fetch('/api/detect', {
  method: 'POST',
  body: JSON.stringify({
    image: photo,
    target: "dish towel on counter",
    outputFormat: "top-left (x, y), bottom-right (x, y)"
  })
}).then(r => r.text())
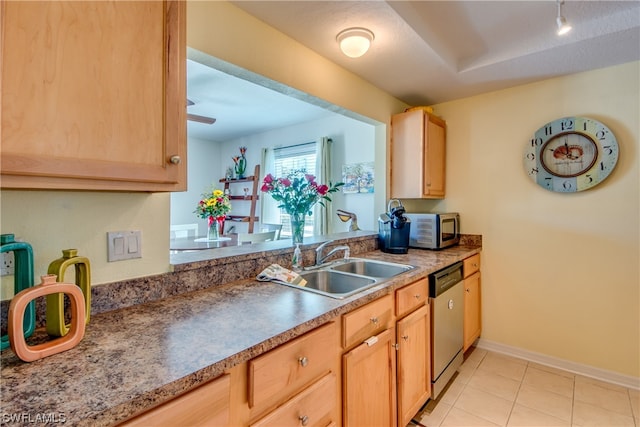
top-left (257, 264), bottom-right (308, 287)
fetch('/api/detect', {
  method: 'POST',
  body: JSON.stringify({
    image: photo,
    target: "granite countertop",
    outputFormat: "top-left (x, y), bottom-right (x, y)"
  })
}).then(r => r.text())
top-left (0, 245), bottom-right (480, 427)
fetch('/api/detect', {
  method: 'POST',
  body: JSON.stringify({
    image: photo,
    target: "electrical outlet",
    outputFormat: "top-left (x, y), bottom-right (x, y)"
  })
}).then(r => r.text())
top-left (1, 252), bottom-right (15, 276)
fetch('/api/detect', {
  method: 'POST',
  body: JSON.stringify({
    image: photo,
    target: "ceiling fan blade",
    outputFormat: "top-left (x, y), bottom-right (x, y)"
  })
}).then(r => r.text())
top-left (187, 113), bottom-right (216, 125)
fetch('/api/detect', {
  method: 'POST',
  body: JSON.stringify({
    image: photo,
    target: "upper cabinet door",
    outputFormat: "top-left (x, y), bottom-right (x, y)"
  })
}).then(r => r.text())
top-left (390, 110), bottom-right (446, 199)
top-left (423, 113), bottom-right (446, 198)
top-left (1, 1), bottom-right (186, 191)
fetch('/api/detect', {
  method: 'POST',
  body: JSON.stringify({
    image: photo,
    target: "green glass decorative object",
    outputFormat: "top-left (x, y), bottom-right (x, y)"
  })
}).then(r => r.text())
top-left (0, 234), bottom-right (35, 350)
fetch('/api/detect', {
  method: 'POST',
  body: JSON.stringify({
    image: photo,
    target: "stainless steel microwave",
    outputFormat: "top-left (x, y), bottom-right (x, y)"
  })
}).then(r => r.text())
top-left (404, 213), bottom-right (460, 249)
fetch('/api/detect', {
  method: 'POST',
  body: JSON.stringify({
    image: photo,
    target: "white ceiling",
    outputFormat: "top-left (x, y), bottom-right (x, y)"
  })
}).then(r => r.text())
top-left (187, 59), bottom-right (336, 141)
top-left (187, 0), bottom-right (640, 142)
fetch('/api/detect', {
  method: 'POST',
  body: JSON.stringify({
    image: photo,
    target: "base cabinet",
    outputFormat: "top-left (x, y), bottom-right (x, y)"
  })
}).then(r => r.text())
top-left (463, 254), bottom-right (482, 351)
top-left (396, 304), bottom-right (431, 427)
top-left (119, 262), bottom-right (475, 427)
top-left (343, 327), bottom-right (397, 427)
top-left (250, 373), bottom-right (337, 427)
top-left (247, 321), bottom-right (341, 426)
top-left (120, 374), bottom-right (230, 426)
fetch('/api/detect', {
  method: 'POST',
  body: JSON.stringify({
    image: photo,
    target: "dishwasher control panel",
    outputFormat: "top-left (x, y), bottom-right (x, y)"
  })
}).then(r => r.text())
top-left (429, 261), bottom-right (463, 297)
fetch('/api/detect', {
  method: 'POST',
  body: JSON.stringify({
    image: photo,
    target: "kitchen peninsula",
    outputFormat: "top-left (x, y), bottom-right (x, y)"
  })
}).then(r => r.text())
top-left (0, 232), bottom-right (481, 426)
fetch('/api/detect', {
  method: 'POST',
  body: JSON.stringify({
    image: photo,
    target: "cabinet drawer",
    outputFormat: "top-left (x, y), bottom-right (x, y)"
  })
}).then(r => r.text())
top-left (250, 372), bottom-right (336, 427)
top-left (343, 294), bottom-right (393, 349)
top-left (249, 322), bottom-right (338, 408)
top-left (121, 374), bottom-right (230, 426)
top-left (396, 278), bottom-right (428, 318)
top-left (463, 254), bottom-right (480, 278)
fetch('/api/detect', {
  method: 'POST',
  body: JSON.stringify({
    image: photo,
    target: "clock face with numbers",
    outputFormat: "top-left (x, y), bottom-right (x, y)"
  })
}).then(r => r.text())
top-left (524, 117), bottom-right (619, 193)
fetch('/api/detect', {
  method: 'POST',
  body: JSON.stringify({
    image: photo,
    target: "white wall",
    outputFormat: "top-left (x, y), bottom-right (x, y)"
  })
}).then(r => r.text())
top-left (170, 136), bottom-right (222, 236)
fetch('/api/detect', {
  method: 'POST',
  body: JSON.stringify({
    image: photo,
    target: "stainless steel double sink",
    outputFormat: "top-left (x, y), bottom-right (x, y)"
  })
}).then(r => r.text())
top-left (276, 258), bottom-right (415, 299)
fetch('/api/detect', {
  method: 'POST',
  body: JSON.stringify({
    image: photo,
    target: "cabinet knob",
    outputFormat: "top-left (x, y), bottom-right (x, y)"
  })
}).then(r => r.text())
top-left (169, 155), bottom-right (181, 164)
top-left (370, 316), bottom-right (379, 325)
top-left (414, 294), bottom-right (421, 299)
top-left (298, 356), bottom-right (308, 367)
top-left (299, 415), bottom-right (309, 426)
top-left (466, 288), bottom-right (470, 293)
top-left (402, 335), bottom-right (409, 341)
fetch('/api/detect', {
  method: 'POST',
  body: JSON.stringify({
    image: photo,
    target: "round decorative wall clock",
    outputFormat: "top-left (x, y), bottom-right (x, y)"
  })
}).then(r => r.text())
top-left (524, 116), bottom-right (619, 193)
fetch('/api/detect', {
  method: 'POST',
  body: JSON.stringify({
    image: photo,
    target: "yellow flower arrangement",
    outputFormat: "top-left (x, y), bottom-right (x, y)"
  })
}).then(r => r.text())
top-left (194, 189), bottom-right (231, 221)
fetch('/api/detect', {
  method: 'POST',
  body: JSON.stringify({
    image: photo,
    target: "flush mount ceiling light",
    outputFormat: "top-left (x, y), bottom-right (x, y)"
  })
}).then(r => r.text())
top-left (336, 27), bottom-right (375, 58)
top-left (556, 0), bottom-right (572, 35)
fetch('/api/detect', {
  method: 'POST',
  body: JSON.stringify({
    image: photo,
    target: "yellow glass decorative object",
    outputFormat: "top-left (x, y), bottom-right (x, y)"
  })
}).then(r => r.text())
top-left (46, 249), bottom-right (91, 337)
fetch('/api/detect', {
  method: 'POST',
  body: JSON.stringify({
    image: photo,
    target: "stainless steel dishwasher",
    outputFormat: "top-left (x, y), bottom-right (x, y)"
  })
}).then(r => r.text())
top-left (429, 261), bottom-right (464, 399)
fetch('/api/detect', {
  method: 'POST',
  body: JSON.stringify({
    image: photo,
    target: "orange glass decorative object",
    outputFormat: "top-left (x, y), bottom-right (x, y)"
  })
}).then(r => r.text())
top-left (8, 275), bottom-right (86, 362)
top-left (46, 249), bottom-right (91, 337)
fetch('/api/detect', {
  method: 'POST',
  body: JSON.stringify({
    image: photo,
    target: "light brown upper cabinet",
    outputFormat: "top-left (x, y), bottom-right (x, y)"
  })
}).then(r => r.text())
top-left (391, 110), bottom-right (446, 199)
top-left (1, 1), bottom-right (186, 191)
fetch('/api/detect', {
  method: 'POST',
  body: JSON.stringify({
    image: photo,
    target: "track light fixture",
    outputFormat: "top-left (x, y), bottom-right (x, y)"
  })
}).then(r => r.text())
top-left (337, 27), bottom-right (375, 58)
top-left (556, 0), bottom-right (572, 35)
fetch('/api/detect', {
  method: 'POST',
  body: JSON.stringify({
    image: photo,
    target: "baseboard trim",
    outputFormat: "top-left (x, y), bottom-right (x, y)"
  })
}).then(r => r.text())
top-left (476, 338), bottom-right (640, 390)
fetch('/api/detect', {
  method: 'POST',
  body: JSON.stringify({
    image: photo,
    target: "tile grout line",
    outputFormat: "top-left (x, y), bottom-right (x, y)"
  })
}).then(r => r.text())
top-left (504, 360), bottom-right (529, 427)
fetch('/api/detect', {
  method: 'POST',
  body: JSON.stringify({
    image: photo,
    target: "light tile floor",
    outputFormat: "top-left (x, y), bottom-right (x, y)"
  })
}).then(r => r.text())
top-left (409, 348), bottom-right (640, 427)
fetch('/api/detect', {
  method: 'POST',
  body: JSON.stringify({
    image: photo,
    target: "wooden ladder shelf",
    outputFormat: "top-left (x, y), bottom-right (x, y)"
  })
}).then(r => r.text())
top-left (220, 164), bottom-right (260, 233)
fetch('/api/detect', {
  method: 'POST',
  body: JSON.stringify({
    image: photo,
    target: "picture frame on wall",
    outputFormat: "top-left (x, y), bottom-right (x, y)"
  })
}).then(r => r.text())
top-left (342, 162), bottom-right (374, 194)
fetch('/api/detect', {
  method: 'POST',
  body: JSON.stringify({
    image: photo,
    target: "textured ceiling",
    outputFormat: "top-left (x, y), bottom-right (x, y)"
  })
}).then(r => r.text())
top-left (188, 1), bottom-right (640, 141)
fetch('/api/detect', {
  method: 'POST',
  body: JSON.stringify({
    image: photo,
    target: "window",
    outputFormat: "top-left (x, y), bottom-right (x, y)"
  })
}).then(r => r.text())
top-left (271, 142), bottom-right (317, 238)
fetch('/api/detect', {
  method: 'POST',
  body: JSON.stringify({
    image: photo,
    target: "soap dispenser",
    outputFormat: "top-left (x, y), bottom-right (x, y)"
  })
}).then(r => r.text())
top-left (0, 234), bottom-right (35, 350)
top-left (292, 243), bottom-right (303, 272)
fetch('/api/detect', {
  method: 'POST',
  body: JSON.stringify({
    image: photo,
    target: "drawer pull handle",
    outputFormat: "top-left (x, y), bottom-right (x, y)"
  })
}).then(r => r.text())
top-left (370, 317), bottom-right (379, 324)
top-left (472, 263), bottom-right (478, 267)
top-left (298, 356), bottom-right (308, 367)
top-left (299, 415), bottom-right (309, 426)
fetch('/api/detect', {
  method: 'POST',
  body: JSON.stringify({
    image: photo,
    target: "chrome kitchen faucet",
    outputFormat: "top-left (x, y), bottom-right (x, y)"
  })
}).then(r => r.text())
top-left (315, 241), bottom-right (350, 266)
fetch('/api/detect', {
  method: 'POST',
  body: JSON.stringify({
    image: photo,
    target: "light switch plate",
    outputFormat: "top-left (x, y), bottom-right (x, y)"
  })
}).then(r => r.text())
top-left (107, 231), bottom-right (142, 262)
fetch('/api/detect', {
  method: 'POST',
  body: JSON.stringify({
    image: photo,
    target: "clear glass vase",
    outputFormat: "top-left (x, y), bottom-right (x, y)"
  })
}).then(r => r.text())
top-left (207, 216), bottom-right (220, 241)
top-left (290, 212), bottom-right (305, 244)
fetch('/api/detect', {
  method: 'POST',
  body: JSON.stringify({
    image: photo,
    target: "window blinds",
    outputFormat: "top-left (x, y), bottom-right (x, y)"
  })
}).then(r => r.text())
top-left (273, 142), bottom-right (316, 176)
